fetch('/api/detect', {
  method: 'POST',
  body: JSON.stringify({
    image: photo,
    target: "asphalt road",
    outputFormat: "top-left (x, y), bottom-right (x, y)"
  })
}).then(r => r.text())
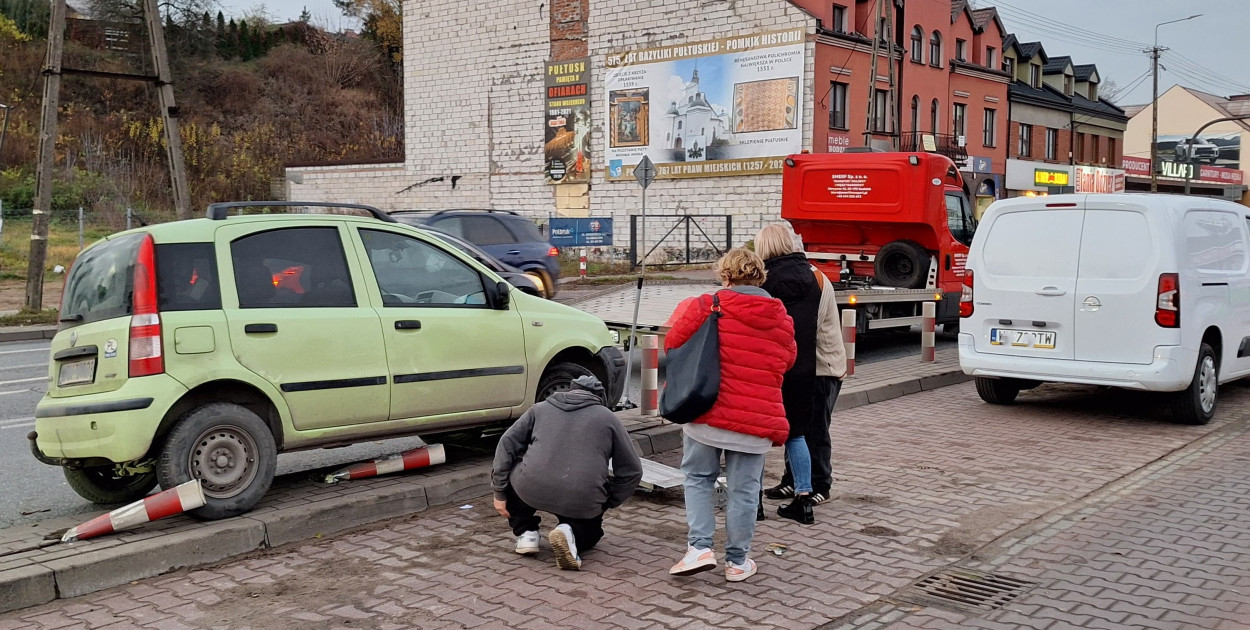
top-left (0, 327), bottom-right (955, 530)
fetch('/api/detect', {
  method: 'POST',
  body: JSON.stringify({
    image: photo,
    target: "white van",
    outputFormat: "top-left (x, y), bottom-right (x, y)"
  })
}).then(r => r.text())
top-left (959, 193), bottom-right (1250, 425)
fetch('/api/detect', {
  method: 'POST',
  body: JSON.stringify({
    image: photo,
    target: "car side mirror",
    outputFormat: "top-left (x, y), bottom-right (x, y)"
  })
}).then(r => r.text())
top-left (492, 280), bottom-right (511, 310)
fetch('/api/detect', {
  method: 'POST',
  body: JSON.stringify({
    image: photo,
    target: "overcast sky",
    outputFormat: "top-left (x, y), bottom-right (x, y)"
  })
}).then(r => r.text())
top-left (968, 0), bottom-right (1249, 105)
top-left (225, 0), bottom-right (1247, 106)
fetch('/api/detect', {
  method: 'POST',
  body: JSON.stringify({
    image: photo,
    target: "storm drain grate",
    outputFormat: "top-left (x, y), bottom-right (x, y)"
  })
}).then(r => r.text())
top-left (894, 568), bottom-right (1037, 613)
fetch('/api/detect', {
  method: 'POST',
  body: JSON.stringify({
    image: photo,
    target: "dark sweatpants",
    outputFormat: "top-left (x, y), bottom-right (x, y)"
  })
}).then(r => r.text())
top-left (505, 485), bottom-right (604, 552)
top-left (780, 376), bottom-right (842, 495)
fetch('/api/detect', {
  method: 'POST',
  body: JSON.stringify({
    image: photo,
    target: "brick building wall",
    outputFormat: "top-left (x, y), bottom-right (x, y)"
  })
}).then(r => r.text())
top-left (285, 163), bottom-right (408, 210)
top-left (1008, 120), bottom-right (1070, 164)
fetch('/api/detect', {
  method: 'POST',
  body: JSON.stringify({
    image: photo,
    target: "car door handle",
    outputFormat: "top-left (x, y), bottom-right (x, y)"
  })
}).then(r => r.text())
top-left (244, 323), bottom-right (278, 334)
top-left (1036, 287), bottom-right (1067, 297)
top-left (395, 320), bottom-right (422, 330)
top-left (506, 250), bottom-right (521, 256)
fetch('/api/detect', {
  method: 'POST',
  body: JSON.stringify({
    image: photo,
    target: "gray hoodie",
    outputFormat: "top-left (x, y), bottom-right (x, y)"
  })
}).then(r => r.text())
top-left (491, 390), bottom-right (643, 519)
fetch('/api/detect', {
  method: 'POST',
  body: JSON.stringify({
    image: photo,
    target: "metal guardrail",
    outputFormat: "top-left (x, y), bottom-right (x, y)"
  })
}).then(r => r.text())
top-left (629, 214), bottom-right (732, 268)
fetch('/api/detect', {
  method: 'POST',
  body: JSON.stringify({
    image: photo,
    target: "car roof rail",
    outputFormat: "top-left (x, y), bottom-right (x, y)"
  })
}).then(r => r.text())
top-left (427, 208), bottom-right (520, 219)
top-left (205, 201), bottom-right (397, 223)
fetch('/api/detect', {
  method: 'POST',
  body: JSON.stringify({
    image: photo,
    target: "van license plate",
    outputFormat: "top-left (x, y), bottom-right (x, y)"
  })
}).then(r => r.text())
top-left (58, 358), bottom-right (96, 386)
top-left (990, 328), bottom-right (1056, 349)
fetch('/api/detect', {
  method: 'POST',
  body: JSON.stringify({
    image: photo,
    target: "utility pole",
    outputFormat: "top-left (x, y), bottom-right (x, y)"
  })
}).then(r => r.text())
top-left (862, 0), bottom-right (884, 145)
top-left (142, 0), bottom-right (192, 220)
top-left (884, 0), bottom-right (897, 147)
top-left (1149, 14), bottom-right (1202, 193)
top-left (26, 0), bottom-right (67, 311)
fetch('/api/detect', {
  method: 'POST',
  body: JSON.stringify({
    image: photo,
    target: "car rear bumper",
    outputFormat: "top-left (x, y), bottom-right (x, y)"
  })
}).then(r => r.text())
top-left (597, 345), bottom-right (627, 407)
top-left (958, 333), bottom-right (1196, 391)
top-left (33, 374), bottom-right (188, 463)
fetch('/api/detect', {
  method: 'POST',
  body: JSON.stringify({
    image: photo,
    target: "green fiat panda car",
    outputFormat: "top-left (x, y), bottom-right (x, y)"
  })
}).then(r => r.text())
top-left (30, 202), bottom-right (625, 519)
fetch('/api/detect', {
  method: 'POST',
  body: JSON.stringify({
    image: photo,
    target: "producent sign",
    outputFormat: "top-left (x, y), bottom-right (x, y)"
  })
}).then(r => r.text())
top-left (1034, 169), bottom-right (1070, 186)
top-left (548, 218), bottom-right (614, 247)
top-left (603, 28), bottom-right (806, 180)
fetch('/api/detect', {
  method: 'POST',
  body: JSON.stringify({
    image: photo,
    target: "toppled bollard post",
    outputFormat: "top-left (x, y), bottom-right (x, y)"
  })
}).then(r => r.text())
top-left (324, 444), bottom-right (447, 484)
top-left (62, 479), bottom-right (205, 543)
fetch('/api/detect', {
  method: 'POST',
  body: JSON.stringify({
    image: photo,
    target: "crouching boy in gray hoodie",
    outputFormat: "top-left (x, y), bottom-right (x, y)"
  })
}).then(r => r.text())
top-left (491, 375), bottom-right (643, 570)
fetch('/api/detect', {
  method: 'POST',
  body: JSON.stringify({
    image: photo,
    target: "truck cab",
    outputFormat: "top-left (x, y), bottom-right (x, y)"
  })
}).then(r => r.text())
top-left (781, 152), bottom-right (976, 324)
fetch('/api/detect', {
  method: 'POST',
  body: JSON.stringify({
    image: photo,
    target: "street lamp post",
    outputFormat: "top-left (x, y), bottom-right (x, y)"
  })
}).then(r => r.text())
top-left (1150, 14), bottom-right (1202, 192)
top-left (1182, 115), bottom-right (1250, 195)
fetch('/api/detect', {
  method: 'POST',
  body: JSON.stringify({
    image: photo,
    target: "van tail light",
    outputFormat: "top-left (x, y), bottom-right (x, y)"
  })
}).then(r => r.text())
top-left (1155, 273), bottom-right (1179, 328)
top-left (129, 234), bottom-right (164, 377)
top-left (959, 271), bottom-right (974, 318)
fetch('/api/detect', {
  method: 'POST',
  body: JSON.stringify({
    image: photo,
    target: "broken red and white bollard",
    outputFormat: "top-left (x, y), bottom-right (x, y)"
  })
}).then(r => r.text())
top-left (61, 479), bottom-right (206, 543)
top-left (325, 444), bottom-right (447, 483)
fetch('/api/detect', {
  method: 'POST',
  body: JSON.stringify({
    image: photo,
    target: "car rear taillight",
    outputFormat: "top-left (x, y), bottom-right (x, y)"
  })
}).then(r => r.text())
top-left (129, 234), bottom-right (164, 377)
top-left (1156, 273), bottom-right (1179, 328)
top-left (959, 270), bottom-right (974, 318)
top-left (548, 246), bottom-right (559, 257)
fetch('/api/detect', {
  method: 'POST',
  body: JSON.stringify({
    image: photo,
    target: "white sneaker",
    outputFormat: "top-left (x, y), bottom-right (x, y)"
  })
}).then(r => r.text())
top-left (725, 557), bottom-right (757, 582)
top-left (548, 524), bottom-right (581, 570)
top-left (669, 546), bottom-right (717, 576)
top-left (515, 530), bottom-right (540, 555)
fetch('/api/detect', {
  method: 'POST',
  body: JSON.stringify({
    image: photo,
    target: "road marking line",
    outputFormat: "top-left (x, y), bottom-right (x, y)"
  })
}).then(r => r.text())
top-left (0, 422), bottom-right (35, 430)
top-left (0, 363), bottom-right (45, 372)
top-left (0, 390), bottom-right (35, 397)
top-left (0, 417), bottom-right (35, 427)
top-left (0, 377), bottom-right (47, 386)
top-left (0, 348), bottom-right (49, 355)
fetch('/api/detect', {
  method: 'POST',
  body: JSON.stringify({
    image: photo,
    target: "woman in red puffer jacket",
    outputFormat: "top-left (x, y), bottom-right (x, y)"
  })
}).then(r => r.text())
top-left (666, 248), bottom-right (796, 584)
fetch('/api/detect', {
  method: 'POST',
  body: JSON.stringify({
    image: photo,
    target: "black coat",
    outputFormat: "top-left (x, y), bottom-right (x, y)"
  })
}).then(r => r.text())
top-left (762, 252), bottom-right (820, 439)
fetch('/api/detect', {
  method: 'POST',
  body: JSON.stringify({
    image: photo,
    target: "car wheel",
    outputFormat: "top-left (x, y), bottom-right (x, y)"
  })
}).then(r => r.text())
top-left (157, 403), bottom-right (277, 520)
top-left (537, 361), bottom-right (597, 403)
top-left (63, 467), bottom-right (157, 504)
top-left (539, 270), bottom-right (557, 299)
top-left (1171, 343), bottom-right (1217, 426)
top-left (874, 240), bottom-right (930, 289)
top-left (975, 377), bottom-right (1021, 405)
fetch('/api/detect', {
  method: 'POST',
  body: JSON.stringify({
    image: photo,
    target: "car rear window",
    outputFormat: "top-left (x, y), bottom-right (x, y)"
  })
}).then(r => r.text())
top-left (459, 216), bottom-right (517, 245)
top-left (59, 232), bottom-right (144, 328)
top-left (157, 243), bottom-right (222, 311)
top-left (502, 216), bottom-right (545, 242)
top-left (1078, 210), bottom-right (1153, 280)
top-left (230, 227), bottom-right (356, 308)
top-left (981, 210), bottom-right (1083, 278)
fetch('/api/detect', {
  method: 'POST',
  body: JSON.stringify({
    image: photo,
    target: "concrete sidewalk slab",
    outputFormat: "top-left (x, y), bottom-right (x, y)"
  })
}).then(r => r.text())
top-left (0, 348), bottom-right (968, 613)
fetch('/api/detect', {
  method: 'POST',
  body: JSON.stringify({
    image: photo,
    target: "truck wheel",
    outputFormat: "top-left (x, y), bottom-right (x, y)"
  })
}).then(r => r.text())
top-left (874, 240), bottom-right (930, 289)
top-left (538, 361), bottom-right (596, 403)
top-left (157, 403), bottom-right (277, 520)
top-left (975, 377), bottom-right (1021, 405)
top-left (64, 467), bottom-right (157, 504)
top-left (1171, 343), bottom-right (1217, 425)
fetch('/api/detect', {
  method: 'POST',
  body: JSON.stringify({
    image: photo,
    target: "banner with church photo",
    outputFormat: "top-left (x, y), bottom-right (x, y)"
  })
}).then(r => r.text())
top-left (603, 29), bottom-right (806, 180)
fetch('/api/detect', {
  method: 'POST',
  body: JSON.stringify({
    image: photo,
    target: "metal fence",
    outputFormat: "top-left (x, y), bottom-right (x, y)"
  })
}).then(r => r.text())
top-left (629, 214), bottom-right (733, 268)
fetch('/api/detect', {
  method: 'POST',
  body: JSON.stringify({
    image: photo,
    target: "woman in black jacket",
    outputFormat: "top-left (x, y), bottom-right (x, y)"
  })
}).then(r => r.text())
top-left (754, 223), bottom-right (822, 524)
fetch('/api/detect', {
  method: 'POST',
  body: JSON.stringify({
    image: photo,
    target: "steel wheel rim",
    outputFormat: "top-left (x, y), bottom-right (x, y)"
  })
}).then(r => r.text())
top-left (189, 424), bottom-right (259, 499)
top-left (1199, 356), bottom-right (1217, 413)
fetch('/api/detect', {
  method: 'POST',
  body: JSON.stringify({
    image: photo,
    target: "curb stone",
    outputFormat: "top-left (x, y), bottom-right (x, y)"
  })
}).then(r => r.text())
top-left (0, 364), bottom-right (968, 613)
top-left (0, 325), bottom-right (57, 343)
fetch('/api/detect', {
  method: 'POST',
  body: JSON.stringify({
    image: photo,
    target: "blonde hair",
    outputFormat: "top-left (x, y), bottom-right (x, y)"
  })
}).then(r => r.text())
top-left (754, 223), bottom-right (797, 260)
top-left (717, 248), bottom-right (768, 287)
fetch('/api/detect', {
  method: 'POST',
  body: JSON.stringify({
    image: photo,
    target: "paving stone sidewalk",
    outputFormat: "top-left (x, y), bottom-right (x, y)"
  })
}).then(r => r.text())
top-left (3, 378), bottom-right (1247, 629)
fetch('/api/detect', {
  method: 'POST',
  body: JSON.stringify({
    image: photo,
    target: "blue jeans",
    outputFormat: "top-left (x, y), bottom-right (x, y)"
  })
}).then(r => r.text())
top-left (681, 435), bottom-right (765, 565)
top-left (785, 436), bottom-right (813, 495)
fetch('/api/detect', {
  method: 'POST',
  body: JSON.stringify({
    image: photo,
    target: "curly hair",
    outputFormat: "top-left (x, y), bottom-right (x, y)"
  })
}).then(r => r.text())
top-left (716, 247), bottom-right (768, 287)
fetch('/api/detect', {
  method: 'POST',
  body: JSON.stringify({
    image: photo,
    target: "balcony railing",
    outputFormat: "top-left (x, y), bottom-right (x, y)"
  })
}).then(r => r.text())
top-left (899, 131), bottom-right (969, 166)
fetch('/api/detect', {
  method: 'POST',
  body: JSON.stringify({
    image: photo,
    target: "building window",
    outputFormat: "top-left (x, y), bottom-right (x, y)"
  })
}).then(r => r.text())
top-left (910, 26), bottom-right (923, 63)
top-left (983, 108), bottom-right (996, 147)
top-left (1108, 137), bottom-right (1117, 164)
top-left (831, 4), bottom-right (847, 33)
top-left (929, 32), bottom-right (942, 67)
top-left (985, 47), bottom-right (996, 70)
top-left (1029, 64), bottom-right (1041, 88)
top-left (828, 81), bottom-right (848, 129)
top-left (1075, 132), bottom-right (1085, 163)
top-left (1018, 123), bottom-right (1032, 157)
top-left (955, 39), bottom-right (967, 62)
top-left (1003, 57), bottom-right (1015, 76)
top-left (910, 95), bottom-right (919, 132)
top-left (872, 88), bottom-right (889, 132)
top-left (953, 103), bottom-right (966, 140)
top-left (1046, 128), bottom-right (1058, 160)
top-left (930, 98), bottom-right (939, 132)
top-left (1092, 135), bottom-right (1101, 162)
top-left (1063, 75), bottom-right (1073, 95)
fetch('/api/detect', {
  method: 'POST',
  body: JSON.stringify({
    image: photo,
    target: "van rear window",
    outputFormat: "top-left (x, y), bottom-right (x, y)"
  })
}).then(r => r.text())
top-left (981, 210), bottom-right (1082, 278)
top-left (59, 233), bottom-right (144, 328)
top-left (157, 243), bottom-right (222, 311)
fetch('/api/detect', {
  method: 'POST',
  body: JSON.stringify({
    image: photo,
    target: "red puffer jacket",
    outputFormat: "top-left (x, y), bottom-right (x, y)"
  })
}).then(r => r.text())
top-left (665, 289), bottom-right (796, 445)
